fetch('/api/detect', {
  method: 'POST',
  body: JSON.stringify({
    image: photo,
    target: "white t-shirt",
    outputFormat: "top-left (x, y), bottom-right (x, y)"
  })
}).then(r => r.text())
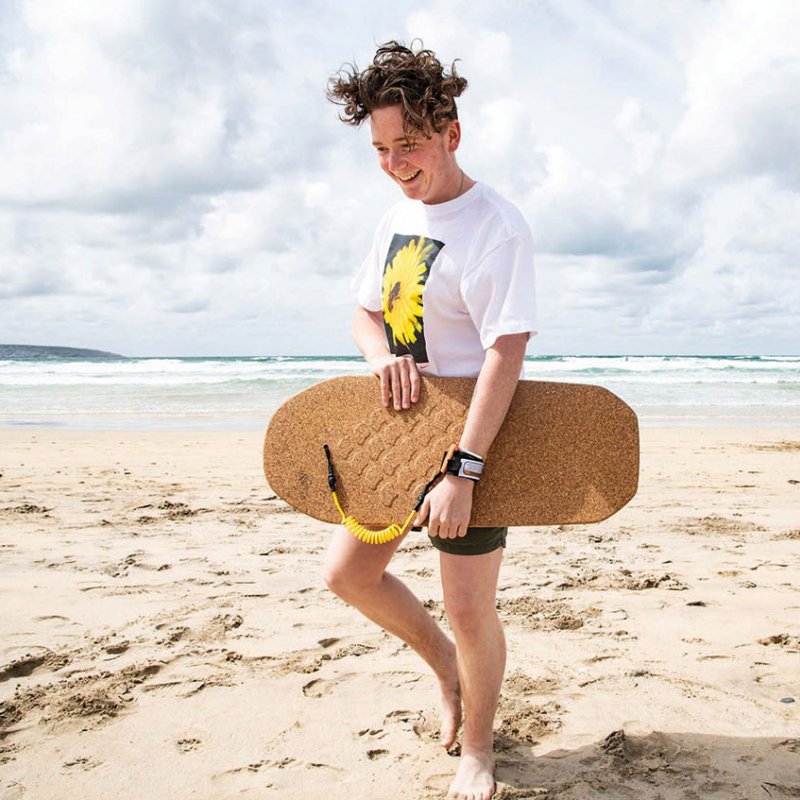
top-left (353, 181), bottom-right (538, 377)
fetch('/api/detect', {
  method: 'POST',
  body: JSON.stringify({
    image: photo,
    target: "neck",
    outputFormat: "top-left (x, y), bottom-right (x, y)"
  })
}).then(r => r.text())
top-left (425, 165), bottom-right (473, 205)
top-left (452, 167), bottom-right (475, 200)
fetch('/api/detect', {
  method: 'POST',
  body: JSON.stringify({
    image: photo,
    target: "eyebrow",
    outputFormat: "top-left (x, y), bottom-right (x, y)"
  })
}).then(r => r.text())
top-left (371, 136), bottom-right (412, 146)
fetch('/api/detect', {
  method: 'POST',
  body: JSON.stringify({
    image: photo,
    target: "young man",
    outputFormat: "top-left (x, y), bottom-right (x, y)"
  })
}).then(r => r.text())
top-left (325, 41), bottom-right (537, 800)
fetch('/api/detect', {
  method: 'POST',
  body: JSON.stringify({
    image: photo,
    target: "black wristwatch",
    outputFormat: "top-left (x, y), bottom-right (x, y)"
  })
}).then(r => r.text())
top-left (445, 448), bottom-right (485, 482)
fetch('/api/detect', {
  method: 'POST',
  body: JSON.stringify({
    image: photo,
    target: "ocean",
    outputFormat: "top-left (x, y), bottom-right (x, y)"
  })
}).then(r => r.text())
top-left (0, 355), bottom-right (798, 429)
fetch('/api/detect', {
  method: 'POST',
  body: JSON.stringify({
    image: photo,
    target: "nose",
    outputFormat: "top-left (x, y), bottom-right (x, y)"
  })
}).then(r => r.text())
top-left (387, 149), bottom-right (406, 173)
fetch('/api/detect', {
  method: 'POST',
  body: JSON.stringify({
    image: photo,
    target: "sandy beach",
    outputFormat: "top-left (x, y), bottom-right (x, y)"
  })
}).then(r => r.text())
top-left (1, 427), bottom-right (798, 799)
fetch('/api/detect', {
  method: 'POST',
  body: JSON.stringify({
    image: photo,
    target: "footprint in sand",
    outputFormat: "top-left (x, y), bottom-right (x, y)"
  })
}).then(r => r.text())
top-left (104, 641), bottom-right (129, 656)
top-left (383, 708), bottom-right (429, 740)
top-left (0, 654), bottom-right (46, 681)
top-left (497, 596), bottom-right (585, 631)
top-left (176, 738), bottom-right (202, 753)
top-left (276, 638), bottom-right (383, 677)
top-left (330, 643), bottom-right (380, 659)
top-left (156, 626), bottom-right (190, 646)
top-left (62, 756), bottom-right (101, 771)
top-left (357, 727), bottom-right (387, 740)
top-left (494, 696), bottom-right (564, 749)
top-left (371, 670), bottom-right (423, 689)
top-left (213, 755), bottom-right (343, 788)
top-left (0, 650), bottom-right (69, 682)
top-left (302, 673), bottom-right (357, 698)
top-left (504, 669), bottom-right (560, 696)
top-left (758, 633), bottom-right (800, 651)
top-left (1, 782), bottom-right (27, 799)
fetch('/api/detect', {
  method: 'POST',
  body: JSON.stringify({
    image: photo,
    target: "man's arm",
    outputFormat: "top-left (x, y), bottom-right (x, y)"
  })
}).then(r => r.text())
top-left (416, 332), bottom-right (528, 538)
top-left (352, 305), bottom-right (421, 411)
top-left (458, 332), bottom-right (528, 458)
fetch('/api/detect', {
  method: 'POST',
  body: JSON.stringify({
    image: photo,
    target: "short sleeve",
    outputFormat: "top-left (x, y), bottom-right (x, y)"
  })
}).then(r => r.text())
top-left (350, 217), bottom-right (386, 312)
top-left (460, 233), bottom-right (538, 350)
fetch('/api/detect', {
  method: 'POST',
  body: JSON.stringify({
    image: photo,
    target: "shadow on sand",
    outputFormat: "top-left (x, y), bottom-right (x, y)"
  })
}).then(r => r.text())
top-left (492, 728), bottom-right (799, 799)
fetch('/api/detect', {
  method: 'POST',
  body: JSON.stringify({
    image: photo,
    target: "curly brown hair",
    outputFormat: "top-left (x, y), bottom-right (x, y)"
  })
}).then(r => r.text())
top-left (327, 40), bottom-right (468, 136)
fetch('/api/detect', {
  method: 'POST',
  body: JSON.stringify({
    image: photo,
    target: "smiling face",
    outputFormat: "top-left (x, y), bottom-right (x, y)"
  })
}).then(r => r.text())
top-left (370, 105), bottom-right (463, 205)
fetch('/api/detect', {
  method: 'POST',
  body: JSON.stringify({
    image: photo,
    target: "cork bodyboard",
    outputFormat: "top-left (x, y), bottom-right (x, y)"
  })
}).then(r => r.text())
top-left (263, 376), bottom-right (639, 527)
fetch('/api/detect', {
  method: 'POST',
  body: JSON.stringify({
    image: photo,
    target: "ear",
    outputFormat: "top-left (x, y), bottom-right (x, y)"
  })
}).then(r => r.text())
top-left (446, 120), bottom-right (461, 152)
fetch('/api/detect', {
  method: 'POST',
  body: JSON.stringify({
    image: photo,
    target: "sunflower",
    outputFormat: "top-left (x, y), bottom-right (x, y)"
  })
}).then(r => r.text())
top-left (382, 236), bottom-right (433, 349)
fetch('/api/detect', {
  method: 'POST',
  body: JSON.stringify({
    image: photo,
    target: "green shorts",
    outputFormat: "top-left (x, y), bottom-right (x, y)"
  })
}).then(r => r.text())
top-left (427, 526), bottom-right (507, 556)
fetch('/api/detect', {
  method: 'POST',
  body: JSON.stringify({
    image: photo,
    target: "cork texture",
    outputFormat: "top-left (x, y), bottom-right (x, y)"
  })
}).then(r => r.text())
top-left (263, 376), bottom-right (639, 527)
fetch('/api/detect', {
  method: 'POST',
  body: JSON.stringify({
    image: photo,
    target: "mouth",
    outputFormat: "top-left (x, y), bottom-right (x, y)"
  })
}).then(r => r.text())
top-left (394, 169), bottom-right (421, 183)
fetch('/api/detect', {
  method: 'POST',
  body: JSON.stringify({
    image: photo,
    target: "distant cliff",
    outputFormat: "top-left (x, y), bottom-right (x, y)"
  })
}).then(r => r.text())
top-left (0, 344), bottom-right (126, 359)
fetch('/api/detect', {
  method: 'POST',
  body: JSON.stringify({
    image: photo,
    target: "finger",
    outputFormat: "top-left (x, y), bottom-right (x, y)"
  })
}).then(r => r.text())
top-left (389, 364), bottom-right (402, 411)
top-left (379, 370), bottom-right (391, 408)
top-left (399, 364), bottom-right (411, 409)
top-left (409, 363), bottom-right (421, 404)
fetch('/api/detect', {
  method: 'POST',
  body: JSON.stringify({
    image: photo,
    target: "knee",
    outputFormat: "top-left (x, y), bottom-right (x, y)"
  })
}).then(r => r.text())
top-left (444, 592), bottom-right (498, 637)
top-left (322, 559), bottom-right (378, 600)
top-left (322, 560), bottom-right (349, 597)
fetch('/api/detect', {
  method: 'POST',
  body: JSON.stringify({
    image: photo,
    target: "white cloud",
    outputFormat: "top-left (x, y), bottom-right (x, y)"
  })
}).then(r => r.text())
top-left (615, 97), bottom-right (663, 174)
top-left (665, 0), bottom-right (800, 188)
top-left (0, 0), bottom-right (797, 355)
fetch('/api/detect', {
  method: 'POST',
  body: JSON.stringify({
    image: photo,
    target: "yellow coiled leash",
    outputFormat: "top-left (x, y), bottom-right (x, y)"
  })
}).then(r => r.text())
top-left (323, 444), bottom-right (454, 545)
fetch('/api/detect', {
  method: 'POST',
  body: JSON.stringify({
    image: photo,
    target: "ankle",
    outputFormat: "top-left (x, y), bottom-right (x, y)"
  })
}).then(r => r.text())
top-left (460, 739), bottom-right (494, 759)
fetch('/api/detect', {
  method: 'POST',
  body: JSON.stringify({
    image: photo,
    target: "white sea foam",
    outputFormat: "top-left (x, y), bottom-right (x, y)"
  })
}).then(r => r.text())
top-left (0, 355), bottom-right (797, 428)
top-left (0, 357), bottom-right (368, 387)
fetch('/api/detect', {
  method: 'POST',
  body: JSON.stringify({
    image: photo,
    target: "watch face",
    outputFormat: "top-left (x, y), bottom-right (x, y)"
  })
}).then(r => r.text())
top-left (448, 452), bottom-right (483, 481)
top-left (461, 461), bottom-right (483, 479)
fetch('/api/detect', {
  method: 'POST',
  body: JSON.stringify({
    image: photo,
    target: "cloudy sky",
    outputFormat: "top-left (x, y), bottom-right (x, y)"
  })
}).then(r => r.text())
top-left (1, 0), bottom-right (798, 356)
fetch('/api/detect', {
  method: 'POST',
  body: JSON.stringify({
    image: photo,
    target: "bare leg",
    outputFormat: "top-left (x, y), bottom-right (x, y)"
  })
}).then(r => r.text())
top-left (440, 548), bottom-right (505, 800)
top-left (323, 527), bottom-right (461, 747)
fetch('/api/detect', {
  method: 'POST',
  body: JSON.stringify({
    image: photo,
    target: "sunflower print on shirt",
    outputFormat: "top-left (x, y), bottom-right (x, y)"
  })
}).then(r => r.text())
top-left (381, 233), bottom-right (444, 363)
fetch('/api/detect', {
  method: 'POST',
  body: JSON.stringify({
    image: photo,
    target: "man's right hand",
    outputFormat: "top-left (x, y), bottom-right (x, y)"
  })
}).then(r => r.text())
top-left (366, 353), bottom-right (420, 411)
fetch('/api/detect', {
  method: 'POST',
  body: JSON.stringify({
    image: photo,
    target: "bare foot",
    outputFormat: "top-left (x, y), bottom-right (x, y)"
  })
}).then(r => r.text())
top-left (438, 674), bottom-right (462, 750)
top-left (445, 748), bottom-right (496, 800)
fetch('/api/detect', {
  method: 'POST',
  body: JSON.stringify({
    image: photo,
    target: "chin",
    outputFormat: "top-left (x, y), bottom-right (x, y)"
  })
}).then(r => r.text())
top-left (399, 182), bottom-right (426, 200)
top-left (391, 174), bottom-right (426, 198)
